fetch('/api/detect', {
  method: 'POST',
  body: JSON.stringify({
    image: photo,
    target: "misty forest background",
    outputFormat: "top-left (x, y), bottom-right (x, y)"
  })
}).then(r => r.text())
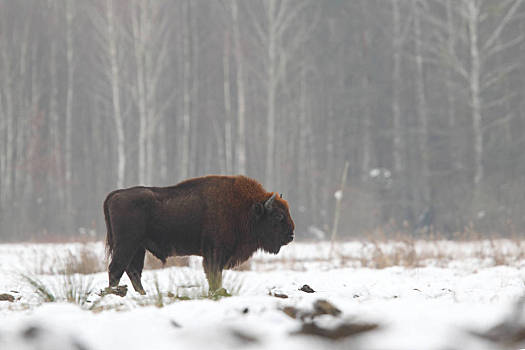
top-left (1, 0), bottom-right (525, 241)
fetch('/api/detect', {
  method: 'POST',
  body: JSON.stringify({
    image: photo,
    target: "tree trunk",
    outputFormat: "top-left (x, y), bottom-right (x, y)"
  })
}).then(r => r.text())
top-left (445, 0), bottom-right (460, 171)
top-left (190, 1), bottom-right (199, 177)
top-left (231, 0), bottom-right (246, 175)
top-left (466, 0), bottom-right (483, 194)
top-left (106, 0), bottom-right (126, 188)
top-left (223, 32), bottom-right (233, 174)
top-left (0, 20), bottom-right (14, 208)
top-left (265, 0), bottom-right (278, 189)
top-left (360, 0), bottom-right (372, 183)
top-left (131, 1), bottom-right (148, 185)
top-left (180, 0), bottom-right (191, 180)
top-left (64, 0), bottom-right (75, 225)
top-left (49, 41), bottom-right (64, 206)
top-left (391, 0), bottom-right (403, 177)
top-left (413, 1), bottom-right (430, 204)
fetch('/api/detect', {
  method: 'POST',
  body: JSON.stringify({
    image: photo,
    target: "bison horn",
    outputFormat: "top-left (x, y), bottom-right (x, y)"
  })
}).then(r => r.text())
top-left (265, 193), bottom-right (277, 210)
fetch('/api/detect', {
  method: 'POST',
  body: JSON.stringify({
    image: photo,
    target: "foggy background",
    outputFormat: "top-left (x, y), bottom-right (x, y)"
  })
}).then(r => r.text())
top-left (1, 0), bottom-right (525, 241)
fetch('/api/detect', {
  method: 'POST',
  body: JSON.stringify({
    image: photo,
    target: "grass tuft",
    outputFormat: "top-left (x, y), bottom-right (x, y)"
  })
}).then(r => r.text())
top-left (20, 272), bottom-right (95, 307)
top-left (20, 273), bottom-right (56, 303)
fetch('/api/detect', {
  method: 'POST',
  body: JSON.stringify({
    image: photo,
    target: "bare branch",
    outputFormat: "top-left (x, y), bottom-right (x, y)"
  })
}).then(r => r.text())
top-left (482, 0), bottom-right (523, 52)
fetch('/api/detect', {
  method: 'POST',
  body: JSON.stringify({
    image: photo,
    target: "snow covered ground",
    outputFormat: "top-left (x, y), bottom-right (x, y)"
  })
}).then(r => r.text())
top-left (0, 240), bottom-right (524, 350)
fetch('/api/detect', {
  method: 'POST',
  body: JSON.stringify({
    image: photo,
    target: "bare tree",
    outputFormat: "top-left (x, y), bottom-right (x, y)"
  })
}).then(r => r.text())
top-left (425, 0), bottom-right (524, 196)
top-left (230, 0), bottom-right (247, 175)
top-left (244, 0), bottom-right (313, 188)
top-left (64, 0), bottom-right (76, 221)
top-left (179, 0), bottom-right (192, 181)
top-left (0, 7), bottom-right (15, 211)
top-left (412, 0), bottom-right (430, 204)
top-left (391, 0), bottom-right (405, 178)
top-left (222, 31), bottom-right (233, 174)
top-left (93, 0), bottom-right (127, 189)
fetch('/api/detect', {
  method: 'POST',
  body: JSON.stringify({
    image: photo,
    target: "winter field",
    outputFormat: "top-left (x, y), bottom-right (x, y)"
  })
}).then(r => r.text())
top-left (0, 239), bottom-right (525, 350)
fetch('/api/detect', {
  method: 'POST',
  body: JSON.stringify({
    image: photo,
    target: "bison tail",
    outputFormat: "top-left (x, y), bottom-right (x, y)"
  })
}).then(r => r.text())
top-left (103, 194), bottom-right (114, 260)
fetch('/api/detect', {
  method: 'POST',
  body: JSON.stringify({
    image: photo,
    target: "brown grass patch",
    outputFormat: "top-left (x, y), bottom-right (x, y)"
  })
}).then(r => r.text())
top-left (62, 245), bottom-right (105, 275)
top-left (30, 243), bottom-right (105, 275)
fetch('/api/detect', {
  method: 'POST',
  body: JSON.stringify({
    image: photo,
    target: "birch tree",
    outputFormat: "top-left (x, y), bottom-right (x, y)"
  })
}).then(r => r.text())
top-left (391, 0), bottom-right (405, 178)
top-left (425, 0), bottom-right (524, 196)
top-left (0, 7), bottom-right (15, 210)
top-left (244, 0), bottom-right (314, 188)
top-left (231, 0), bottom-right (247, 175)
top-left (358, 0), bottom-right (373, 183)
top-left (179, 0), bottom-right (191, 181)
top-left (64, 0), bottom-right (75, 220)
top-left (89, 0), bottom-right (127, 188)
top-left (412, 0), bottom-right (430, 204)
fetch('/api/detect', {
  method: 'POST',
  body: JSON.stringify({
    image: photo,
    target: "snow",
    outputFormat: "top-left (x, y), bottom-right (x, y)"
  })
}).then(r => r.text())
top-left (0, 240), bottom-right (524, 350)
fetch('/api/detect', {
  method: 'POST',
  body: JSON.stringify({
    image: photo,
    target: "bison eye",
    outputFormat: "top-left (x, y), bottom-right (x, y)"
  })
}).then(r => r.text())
top-left (274, 213), bottom-right (284, 222)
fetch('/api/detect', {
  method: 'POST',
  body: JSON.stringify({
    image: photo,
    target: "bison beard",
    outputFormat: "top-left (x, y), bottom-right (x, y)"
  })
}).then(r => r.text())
top-left (104, 175), bottom-right (295, 294)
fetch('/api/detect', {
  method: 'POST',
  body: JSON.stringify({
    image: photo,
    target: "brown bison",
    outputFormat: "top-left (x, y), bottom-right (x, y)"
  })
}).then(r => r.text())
top-left (104, 175), bottom-right (295, 294)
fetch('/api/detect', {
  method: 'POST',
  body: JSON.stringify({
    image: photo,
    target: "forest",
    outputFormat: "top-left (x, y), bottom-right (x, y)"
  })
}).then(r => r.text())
top-left (1, 0), bottom-right (525, 240)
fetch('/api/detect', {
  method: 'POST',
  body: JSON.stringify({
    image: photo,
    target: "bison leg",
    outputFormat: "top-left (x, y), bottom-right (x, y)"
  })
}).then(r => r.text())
top-left (125, 248), bottom-right (146, 295)
top-left (108, 243), bottom-right (141, 289)
top-left (202, 256), bottom-right (225, 293)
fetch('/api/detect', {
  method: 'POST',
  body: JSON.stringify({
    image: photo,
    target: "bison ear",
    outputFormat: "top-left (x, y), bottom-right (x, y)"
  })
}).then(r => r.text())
top-left (253, 202), bottom-right (265, 220)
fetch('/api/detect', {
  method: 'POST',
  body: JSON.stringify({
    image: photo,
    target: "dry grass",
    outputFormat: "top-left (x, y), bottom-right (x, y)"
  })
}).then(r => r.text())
top-left (62, 245), bottom-right (105, 275)
top-left (29, 243), bottom-right (105, 275)
top-left (243, 236), bottom-right (525, 271)
top-left (25, 245), bottom-right (191, 277)
top-left (20, 273), bottom-right (95, 307)
top-left (361, 239), bottom-right (419, 268)
top-left (14, 229), bottom-right (525, 275)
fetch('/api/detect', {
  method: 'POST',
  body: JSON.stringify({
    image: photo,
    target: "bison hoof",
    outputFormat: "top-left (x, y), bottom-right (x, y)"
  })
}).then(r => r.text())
top-left (98, 285), bottom-right (128, 298)
top-left (208, 287), bottom-right (231, 299)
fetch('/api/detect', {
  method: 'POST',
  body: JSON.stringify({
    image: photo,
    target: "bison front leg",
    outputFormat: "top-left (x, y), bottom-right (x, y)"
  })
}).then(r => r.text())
top-left (202, 256), bottom-right (225, 293)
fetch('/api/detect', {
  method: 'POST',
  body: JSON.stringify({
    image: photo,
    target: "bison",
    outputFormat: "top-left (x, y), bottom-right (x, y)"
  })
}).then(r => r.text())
top-left (104, 175), bottom-right (295, 295)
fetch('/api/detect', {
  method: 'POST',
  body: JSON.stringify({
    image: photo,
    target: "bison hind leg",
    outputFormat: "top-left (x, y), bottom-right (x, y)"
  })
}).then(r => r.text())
top-left (126, 248), bottom-right (146, 295)
top-left (108, 248), bottom-right (129, 289)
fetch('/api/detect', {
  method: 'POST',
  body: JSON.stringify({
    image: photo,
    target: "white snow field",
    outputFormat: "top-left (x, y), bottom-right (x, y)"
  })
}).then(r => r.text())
top-left (0, 240), bottom-right (524, 350)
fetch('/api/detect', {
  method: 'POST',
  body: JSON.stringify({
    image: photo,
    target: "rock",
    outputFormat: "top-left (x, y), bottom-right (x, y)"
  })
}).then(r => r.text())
top-left (21, 325), bottom-right (42, 340)
top-left (282, 300), bottom-right (341, 320)
top-left (469, 297), bottom-right (525, 346)
top-left (282, 306), bottom-right (300, 319)
top-left (0, 323), bottom-right (93, 350)
top-left (299, 284), bottom-right (315, 293)
top-left (313, 299), bottom-right (341, 317)
top-left (292, 321), bottom-right (379, 340)
top-left (269, 291), bottom-right (288, 299)
top-left (0, 293), bottom-right (15, 302)
top-left (230, 329), bottom-right (259, 344)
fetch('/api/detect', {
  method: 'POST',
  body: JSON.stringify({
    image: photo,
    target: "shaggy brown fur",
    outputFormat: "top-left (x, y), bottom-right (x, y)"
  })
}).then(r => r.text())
top-left (104, 175), bottom-right (294, 294)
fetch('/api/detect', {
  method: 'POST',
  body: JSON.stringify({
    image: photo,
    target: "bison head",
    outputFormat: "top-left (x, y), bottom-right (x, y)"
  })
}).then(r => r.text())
top-left (253, 193), bottom-right (295, 254)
